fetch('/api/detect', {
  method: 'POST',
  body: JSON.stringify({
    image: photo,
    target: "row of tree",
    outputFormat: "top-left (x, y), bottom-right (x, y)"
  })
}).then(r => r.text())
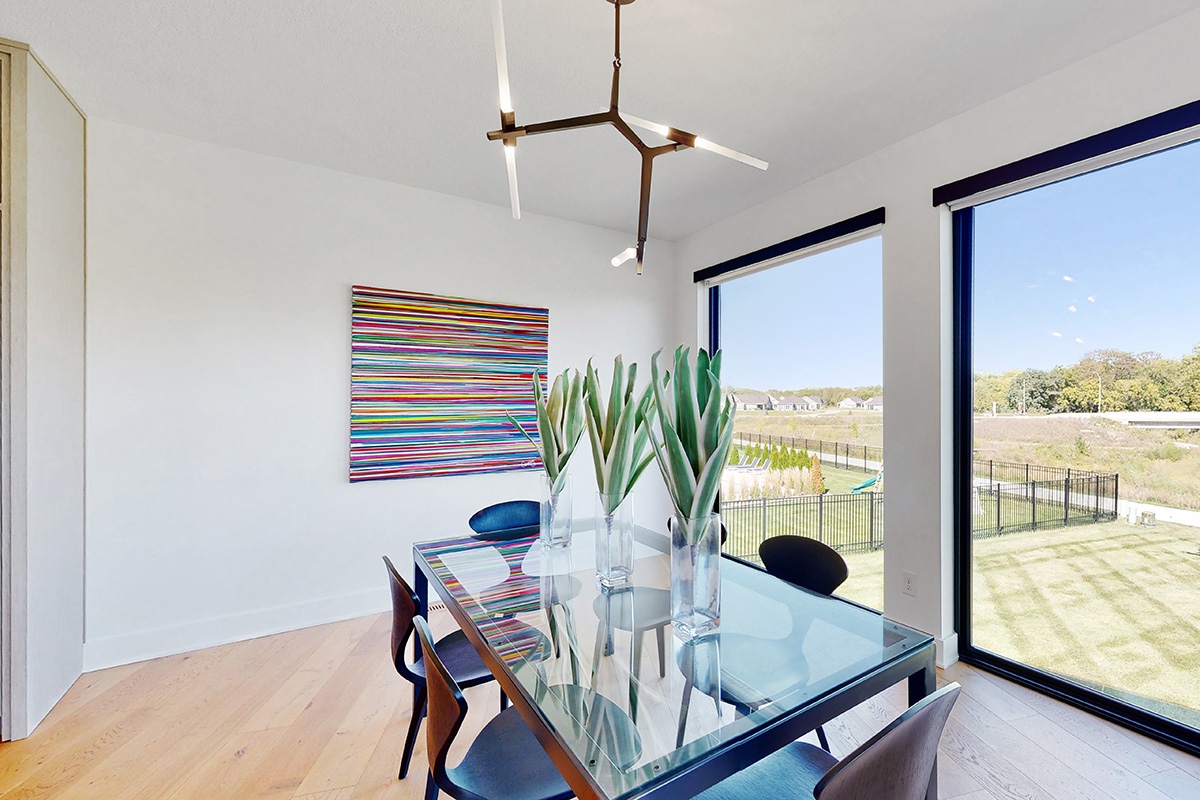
top-left (729, 385), bottom-right (884, 406)
top-left (974, 346), bottom-right (1200, 413)
top-left (728, 442), bottom-right (826, 493)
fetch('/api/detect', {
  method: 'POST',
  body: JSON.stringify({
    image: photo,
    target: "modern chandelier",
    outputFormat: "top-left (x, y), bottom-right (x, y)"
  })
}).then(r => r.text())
top-left (487, 0), bottom-right (769, 274)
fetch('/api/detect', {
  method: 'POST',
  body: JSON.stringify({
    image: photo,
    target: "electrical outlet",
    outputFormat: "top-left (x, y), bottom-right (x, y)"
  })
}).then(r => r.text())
top-left (903, 571), bottom-right (916, 597)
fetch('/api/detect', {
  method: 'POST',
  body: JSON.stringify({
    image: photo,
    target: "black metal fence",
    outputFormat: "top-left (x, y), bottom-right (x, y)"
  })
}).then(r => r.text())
top-left (972, 458), bottom-right (1109, 485)
top-left (721, 462), bottom-right (1119, 562)
top-left (733, 432), bottom-right (883, 474)
top-left (971, 472), bottom-right (1119, 538)
top-left (722, 492), bottom-right (885, 564)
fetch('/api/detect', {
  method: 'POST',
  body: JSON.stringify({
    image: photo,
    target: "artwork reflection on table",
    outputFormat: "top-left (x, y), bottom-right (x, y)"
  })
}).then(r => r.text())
top-left (349, 285), bottom-right (548, 481)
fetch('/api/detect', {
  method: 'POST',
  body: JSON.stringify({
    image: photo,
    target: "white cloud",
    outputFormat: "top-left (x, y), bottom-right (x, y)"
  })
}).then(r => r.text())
top-left (1087, 296), bottom-right (1096, 302)
top-left (1051, 331), bottom-right (1063, 337)
top-left (1063, 275), bottom-right (1075, 282)
top-left (1068, 305), bottom-right (1077, 312)
top-left (1075, 338), bottom-right (1084, 343)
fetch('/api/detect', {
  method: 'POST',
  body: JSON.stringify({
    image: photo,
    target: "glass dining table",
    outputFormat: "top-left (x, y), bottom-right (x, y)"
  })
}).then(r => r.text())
top-left (412, 521), bottom-right (937, 800)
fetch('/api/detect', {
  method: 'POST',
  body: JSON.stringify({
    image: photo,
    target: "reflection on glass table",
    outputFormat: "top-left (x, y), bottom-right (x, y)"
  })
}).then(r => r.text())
top-left (413, 521), bottom-right (934, 800)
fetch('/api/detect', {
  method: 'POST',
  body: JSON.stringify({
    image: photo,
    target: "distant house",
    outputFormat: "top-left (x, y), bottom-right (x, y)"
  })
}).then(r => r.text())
top-left (799, 395), bottom-right (824, 411)
top-left (864, 396), bottom-right (884, 411)
top-left (770, 393), bottom-right (809, 411)
top-left (731, 392), bottom-right (772, 411)
top-left (839, 396), bottom-right (864, 409)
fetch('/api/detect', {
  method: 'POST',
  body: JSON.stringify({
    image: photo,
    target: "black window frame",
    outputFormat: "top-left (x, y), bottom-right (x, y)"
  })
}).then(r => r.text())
top-left (942, 98), bottom-right (1200, 758)
top-left (697, 209), bottom-right (885, 576)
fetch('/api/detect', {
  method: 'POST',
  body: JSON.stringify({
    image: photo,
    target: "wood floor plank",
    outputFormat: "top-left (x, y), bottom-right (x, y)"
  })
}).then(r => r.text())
top-left (1143, 767), bottom-right (1200, 797)
top-left (245, 652), bottom-right (385, 799)
top-left (241, 615), bottom-right (380, 733)
top-left (120, 626), bottom-right (338, 800)
top-left (961, 663), bottom-right (1179, 779)
top-left (938, 746), bottom-right (988, 799)
top-left (942, 662), bottom-right (1039, 722)
top-left (950, 692), bottom-right (1116, 800)
top-left (3, 613), bottom-right (1197, 800)
top-left (162, 728), bottom-right (292, 800)
top-left (291, 642), bottom-right (406, 797)
top-left (940, 718), bottom-right (1056, 800)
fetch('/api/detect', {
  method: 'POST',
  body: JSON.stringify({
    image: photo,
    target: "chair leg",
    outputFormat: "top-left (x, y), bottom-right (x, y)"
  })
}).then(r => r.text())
top-left (424, 770), bottom-right (439, 800)
top-left (676, 674), bottom-right (694, 750)
top-left (399, 685), bottom-right (427, 779)
top-left (655, 625), bottom-right (666, 677)
top-left (816, 725), bottom-right (831, 753)
top-left (500, 689), bottom-right (508, 711)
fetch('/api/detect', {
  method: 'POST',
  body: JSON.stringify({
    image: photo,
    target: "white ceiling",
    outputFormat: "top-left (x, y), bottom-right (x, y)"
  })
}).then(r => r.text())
top-left (6, 1), bottom-right (1199, 241)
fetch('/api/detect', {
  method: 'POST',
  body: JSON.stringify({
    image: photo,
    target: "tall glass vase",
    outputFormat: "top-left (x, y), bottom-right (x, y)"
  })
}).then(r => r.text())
top-left (540, 473), bottom-right (573, 549)
top-left (670, 512), bottom-right (721, 639)
top-left (595, 492), bottom-right (634, 588)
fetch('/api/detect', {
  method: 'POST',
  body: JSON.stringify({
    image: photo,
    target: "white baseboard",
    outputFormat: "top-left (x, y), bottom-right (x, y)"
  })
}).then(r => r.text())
top-left (936, 632), bottom-right (959, 668)
top-left (82, 588), bottom-right (389, 672)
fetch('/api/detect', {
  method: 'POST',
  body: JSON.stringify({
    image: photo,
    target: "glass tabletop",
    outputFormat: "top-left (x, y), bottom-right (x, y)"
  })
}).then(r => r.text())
top-left (414, 523), bottom-right (932, 800)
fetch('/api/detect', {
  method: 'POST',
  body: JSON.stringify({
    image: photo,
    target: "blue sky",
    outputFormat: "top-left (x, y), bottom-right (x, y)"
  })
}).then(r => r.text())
top-left (974, 139), bottom-right (1200, 374)
top-left (719, 236), bottom-right (883, 389)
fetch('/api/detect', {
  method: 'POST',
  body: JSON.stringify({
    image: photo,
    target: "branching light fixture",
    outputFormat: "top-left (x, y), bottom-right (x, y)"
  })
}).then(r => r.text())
top-left (487, 0), bottom-right (768, 275)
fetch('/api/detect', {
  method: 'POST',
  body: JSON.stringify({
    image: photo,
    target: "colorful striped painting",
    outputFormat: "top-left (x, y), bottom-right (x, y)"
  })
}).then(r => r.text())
top-left (350, 286), bottom-right (548, 482)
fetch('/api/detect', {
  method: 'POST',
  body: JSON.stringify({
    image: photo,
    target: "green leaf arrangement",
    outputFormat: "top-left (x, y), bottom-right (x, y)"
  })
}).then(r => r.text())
top-left (506, 369), bottom-right (586, 494)
top-left (584, 356), bottom-right (657, 516)
top-left (649, 347), bottom-right (737, 544)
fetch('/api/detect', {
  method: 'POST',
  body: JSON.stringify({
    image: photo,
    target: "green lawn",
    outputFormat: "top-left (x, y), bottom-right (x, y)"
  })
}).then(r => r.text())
top-left (840, 520), bottom-right (1200, 725)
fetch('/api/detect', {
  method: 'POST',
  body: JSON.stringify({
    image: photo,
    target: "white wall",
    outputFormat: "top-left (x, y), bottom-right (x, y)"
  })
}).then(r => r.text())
top-left (84, 120), bottom-right (675, 670)
top-left (3, 51), bottom-right (87, 738)
top-left (673, 9), bottom-right (1200, 664)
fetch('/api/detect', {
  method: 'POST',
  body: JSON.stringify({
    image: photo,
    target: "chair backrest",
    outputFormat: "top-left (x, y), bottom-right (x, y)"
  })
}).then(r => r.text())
top-left (383, 555), bottom-right (422, 683)
top-left (758, 535), bottom-right (848, 596)
top-left (414, 616), bottom-right (470, 787)
top-left (815, 683), bottom-right (960, 800)
top-left (666, 517), bottom-right (729, 546)
top-left (469, 500), bottom-right (540, 534)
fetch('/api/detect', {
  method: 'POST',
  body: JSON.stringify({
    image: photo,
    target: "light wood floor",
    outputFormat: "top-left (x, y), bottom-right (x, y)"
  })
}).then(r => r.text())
top-left (2, 612), bottom-right (1199, 799)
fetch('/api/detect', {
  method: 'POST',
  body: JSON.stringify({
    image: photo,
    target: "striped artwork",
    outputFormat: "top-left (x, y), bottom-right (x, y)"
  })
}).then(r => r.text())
top-left (350, 286), bottom-right (548, 482)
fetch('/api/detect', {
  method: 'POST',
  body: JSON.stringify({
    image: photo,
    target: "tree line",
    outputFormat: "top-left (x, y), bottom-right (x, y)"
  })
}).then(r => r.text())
top-left (974, 345), bottom-right (1200, 413)
top-left (730, 385), bottom-right (884, 405)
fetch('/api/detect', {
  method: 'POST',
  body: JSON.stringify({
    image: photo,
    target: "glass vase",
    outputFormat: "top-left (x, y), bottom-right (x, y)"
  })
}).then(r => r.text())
top-left (670, 512), bottom-right (722, 639)
top-left (595, 491), bottom-right (634, 588)
top-left (540, 473), bottom-right (573, 549)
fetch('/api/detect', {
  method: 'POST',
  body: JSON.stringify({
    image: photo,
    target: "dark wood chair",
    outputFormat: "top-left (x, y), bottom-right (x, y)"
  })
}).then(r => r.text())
top-left (693, 683), bottom-right (960, 800)
top-left (757, 534), bottom-right (850, 751)
top-left (383, 556), bottom-right (498, 780)
top-left (758, 535), bottom-right (849, 597)
top-left (414, 615), bottom-right (575, 800)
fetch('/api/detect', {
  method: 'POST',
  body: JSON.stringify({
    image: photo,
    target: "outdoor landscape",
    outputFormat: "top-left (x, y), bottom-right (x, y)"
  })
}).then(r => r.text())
top-left (714, 367), bottom-right (1200, 725)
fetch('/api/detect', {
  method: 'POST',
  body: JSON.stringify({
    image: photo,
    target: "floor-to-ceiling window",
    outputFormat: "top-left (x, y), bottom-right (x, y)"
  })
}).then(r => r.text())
top-left (949, 105), bottom-right (1200, 753)
top-left (700, 212), bottom-right (886, 610)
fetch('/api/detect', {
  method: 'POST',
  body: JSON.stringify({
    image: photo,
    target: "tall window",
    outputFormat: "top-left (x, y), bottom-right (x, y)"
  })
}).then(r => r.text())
top-left (709, 235), bottom-right (885, 611)
top-left (952, 113), bottom-right (1200, 752)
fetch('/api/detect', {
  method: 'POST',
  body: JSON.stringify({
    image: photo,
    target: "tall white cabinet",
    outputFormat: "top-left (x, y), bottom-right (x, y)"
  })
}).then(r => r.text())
top-left (0, 38), bottom-right (86, 741)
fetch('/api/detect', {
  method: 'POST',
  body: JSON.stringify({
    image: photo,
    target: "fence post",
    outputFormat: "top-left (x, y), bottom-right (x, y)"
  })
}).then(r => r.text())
top-left (1025, 463), bottom-right (1030, 484)
top-left (761, 496), bottom-right (767, 548)
top-left (989, 459), bottom-right (994, 488)
top-left (1063, 477), bottom-right (1070, 526)
top-left (1030, 481), bottom-right (1037, 531)
top-left (1094, 475), bottom-right (1100, 521)
top-left (869, 493), bottom-right (875, 549)
top-left (818, 492), bottom-right (824, 544)
top-left (996, 481), bottom-right (1001, 534)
